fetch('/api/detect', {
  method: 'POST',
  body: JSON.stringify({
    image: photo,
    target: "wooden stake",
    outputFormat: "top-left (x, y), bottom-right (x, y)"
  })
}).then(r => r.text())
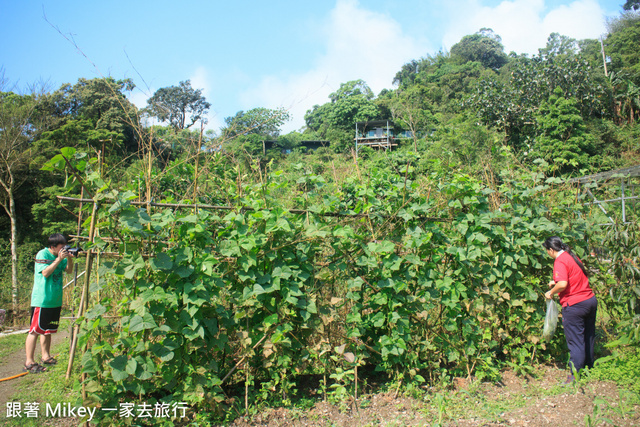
top-left (354, 364), bottom-right (358, 401)
top-left (65, 202), bottom-right (98, 382)
top-left (56, 196), bottom-right (458, 223)
top-left (220, 331), bottom-right (270, 384)
top-left (67, 263), bottom-right (78, 340)
top-left (245, 368), bottom-right (249, 416)
top-left (66, 266), bottom-right (88, 380)
top-left (193, 122), bottom-right (203, 204)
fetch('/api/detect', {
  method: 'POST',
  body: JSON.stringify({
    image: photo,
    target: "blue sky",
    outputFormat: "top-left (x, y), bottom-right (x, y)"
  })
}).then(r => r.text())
top-left (0, 0), bottom-right (626, 133)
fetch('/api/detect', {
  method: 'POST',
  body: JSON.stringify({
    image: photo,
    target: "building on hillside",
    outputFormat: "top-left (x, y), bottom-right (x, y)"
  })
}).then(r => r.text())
top-left (262, 140), bottom-right (277, 155)
top-left (261, 139), bottom-right (330, 155)
top-left (300, 140), bottom-right (330, 151)
top-left (354, 120), bottom-right (413, 157)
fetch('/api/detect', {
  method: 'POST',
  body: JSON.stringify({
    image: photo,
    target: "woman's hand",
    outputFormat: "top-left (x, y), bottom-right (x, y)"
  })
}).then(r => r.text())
top-left (545, 281), bottom-right (555, 299)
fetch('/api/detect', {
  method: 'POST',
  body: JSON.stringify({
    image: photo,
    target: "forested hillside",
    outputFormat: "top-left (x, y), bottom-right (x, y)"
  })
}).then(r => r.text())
top-left (1, 5), bottom-right (639, 426)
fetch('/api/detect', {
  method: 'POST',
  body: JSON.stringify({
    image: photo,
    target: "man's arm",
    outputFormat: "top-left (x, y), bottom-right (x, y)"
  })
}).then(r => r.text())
top-left (42, 248), bottom-right (68, 278)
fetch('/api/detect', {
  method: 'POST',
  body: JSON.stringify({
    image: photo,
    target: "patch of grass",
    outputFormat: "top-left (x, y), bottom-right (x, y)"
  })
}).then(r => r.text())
top-left (1, 321), bottom-right (82, 427)
top-left (0, 319), bottom-right (74, 365)
top-left (584, 391), bottom-right (640, 426)
top-left (0, 334), bottom-right (25, 364)
top-left (589, 347), bottom-right (640, 395)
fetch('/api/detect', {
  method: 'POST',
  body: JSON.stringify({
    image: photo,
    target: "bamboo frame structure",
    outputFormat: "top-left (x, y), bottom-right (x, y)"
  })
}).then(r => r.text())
top-left (58, 182), bottom-right (520, 379)
top-left (568, 164), bottom-right (640, 224)
top-left (59, 193), bottom-right (453, 376)
top-left (57, 195), bottom-right (452, 222)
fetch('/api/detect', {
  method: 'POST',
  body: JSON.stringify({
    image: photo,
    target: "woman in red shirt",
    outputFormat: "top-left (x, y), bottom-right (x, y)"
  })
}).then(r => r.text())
top-left (543, 236), bottom-right (597, 382)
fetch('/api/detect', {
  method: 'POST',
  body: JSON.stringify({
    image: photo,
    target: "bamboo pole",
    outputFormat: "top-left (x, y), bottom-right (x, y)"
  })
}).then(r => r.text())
top-left (354, 364), bottom-right (358, 401)
top-left (66, 202), bottom-right (98, 380)
top-left (76, 187), bottom-right (85, 240)
top-left (68, 185), bottom-right (84, 317)
top-left (65, 278), bottom-right (86, 378)
top-left (220, 331), bottom-right (270, 384)
top-left (147, 140), bottom-right (152, 217)
top-left (67, 263), bottom-right (78, 342)
top-left (80, 202), bottom-right (98, 400)
top-left (56, 196), bottom-right (455, 222)
top-left (245, 364), bottom-right (249, 416)
top-left (193, 122), bottom-right (203, 205)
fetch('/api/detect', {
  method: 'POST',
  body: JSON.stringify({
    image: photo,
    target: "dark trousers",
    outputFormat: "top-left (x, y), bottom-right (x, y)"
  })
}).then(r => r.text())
top-left (562, 296), bottom-right (597, 372)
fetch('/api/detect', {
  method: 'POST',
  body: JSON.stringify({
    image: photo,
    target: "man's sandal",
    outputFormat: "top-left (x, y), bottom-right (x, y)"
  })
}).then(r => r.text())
top-left (23, 363), bottom-right (47, 373)
top-left (42, 356), bottom-right (57, 365)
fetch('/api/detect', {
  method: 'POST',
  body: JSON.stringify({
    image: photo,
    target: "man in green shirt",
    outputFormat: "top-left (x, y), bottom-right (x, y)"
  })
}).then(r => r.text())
top-left (24, 233), bottom-right (74, 373)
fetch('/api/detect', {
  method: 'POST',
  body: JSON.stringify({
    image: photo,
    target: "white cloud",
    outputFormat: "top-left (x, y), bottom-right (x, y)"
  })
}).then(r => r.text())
top-left (442, 0), bottom-right (607, 55)
top-left (189, 66), bottom-right (211, 99)
top-left (188, 66), bottom-right (225, 132)
top-left (541, 0), bottom-right (607, 41)
top-left (128, 89), bottom-right (149, 111)
top-left (239, 0), bottom-right (425, 133)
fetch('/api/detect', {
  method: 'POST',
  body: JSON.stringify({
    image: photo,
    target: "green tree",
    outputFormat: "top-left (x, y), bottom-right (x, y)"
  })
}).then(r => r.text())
top-left (604, 11), bottom-right (640, 122)
top-left (385, 85), bottom-right (436, 147)
top-left (425, 114), bottom-right (500, 173)
top-left (623, 0), bottom-right (640, 11)
top-left (392, 59), bottom-right (421, 88)
top-left (68, 77), bottom-right (136, 132)
top-left (145, 124), bottom-right (206, 161)
top-left (470, 45), bottom-right (609, 149)
top-left (610, 71), bottom-right (640, 124)
top-left (450, 28), bottom-right (509, 70)
top-left (311, 80), bottom-right (380, 133)
top-left (605, 12), bottom-right (640, 84)
top-left (577, 38), bottom-right (606, 70)
top-left (0, 88), bottom-right (43, 311)
top-left (393, 51), bottom-right (449, 88)
top-left (305, 80), bottom-right (380, 151)
top-left (145, 80), bottom-right (211, 131)
top-left (529, 87), bottom-right (595, 173)
top-left (432, 61), bottom-right (494, 114)
top-left (222, 107), bottom-right (290, 139)
top-left (468, 74), bottom-right (534, 149)
top-left (538, 32), bottom-right (578, 58)
top-left (34, 77), bottom-right (139, 164)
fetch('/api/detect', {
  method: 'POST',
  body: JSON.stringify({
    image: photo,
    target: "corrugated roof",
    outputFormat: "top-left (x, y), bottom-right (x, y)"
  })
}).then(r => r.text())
top-left (355, 120), bottom-right (397, 127)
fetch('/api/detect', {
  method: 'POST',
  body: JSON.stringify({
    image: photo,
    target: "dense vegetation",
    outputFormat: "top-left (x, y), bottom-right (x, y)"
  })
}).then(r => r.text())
top-left (1, 7), bottom-right (639, 425)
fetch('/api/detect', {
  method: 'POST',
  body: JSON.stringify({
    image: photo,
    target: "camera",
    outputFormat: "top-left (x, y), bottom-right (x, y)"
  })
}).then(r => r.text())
top-left (63, 245), bottom-right (81, 257)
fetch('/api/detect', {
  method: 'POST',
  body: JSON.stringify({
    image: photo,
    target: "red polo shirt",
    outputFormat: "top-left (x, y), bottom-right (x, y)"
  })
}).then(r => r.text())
top-left (553, 251), bottom-right (594, 307)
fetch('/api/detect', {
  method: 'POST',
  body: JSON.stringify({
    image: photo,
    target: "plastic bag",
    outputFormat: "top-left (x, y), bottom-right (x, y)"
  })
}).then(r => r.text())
top-left (543, 299), bottom-right (559, 341)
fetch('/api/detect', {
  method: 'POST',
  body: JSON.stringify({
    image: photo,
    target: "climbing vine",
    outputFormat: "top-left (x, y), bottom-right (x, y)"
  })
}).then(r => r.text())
top-left (45, 148), bottom-right (600, 424)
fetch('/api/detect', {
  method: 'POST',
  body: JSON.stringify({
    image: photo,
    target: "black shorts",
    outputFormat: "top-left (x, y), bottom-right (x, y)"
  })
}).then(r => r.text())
top-left (29, 306), bottom-right (61, 335)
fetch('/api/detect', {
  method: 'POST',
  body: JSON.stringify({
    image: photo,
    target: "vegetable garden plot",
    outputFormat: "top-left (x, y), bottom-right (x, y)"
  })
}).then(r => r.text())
top-left (46, 148), bottom-right (601, 422)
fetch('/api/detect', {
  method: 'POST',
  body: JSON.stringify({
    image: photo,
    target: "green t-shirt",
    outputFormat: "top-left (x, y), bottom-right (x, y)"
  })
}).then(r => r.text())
top-left (31, 248), bottom-right (68, 308)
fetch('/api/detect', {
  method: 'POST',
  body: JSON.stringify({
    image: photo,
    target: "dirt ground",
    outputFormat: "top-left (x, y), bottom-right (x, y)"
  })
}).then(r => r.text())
top-left (0, 326), bottom-right (32, 411)
top-left (230, 368), bottom-right (639, 427)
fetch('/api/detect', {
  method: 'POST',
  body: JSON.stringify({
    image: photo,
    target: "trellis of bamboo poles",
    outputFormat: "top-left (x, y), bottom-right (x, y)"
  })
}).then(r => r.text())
top-left (57, 195), bottom-right (453, 222)
top-left (59, 189), bottom-right (518, 386)
top-left (58, 193), bottom-right (451, 376)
